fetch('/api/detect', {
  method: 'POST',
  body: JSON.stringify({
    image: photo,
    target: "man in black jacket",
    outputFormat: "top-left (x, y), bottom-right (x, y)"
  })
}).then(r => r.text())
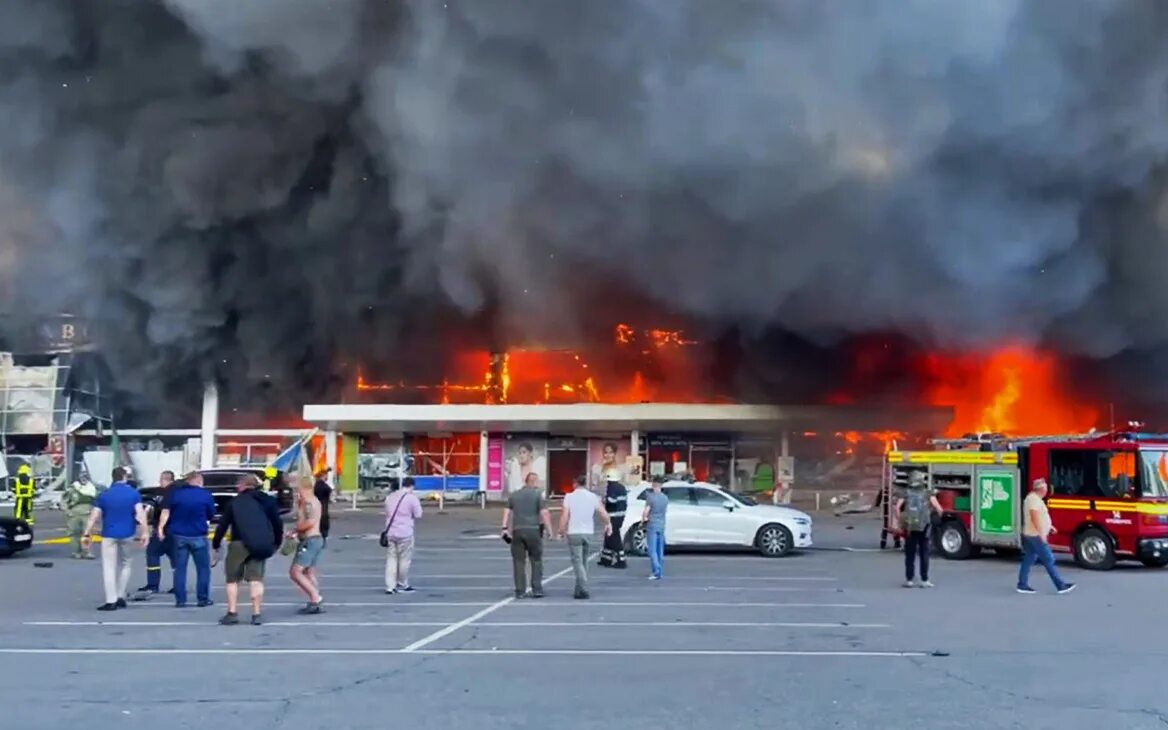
top-left (598, 474), bottom-right (628, 569)
top-left (212, 474), bottom-right (283, 626)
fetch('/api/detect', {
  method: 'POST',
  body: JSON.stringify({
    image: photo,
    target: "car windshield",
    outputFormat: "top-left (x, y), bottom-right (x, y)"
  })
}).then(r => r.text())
top-left (1140, 451), bottom-right (1168, 498)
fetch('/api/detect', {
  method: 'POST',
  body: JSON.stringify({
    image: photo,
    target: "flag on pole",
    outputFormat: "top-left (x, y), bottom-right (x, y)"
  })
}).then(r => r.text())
top-left (269, 429), bottom-right (319, 474)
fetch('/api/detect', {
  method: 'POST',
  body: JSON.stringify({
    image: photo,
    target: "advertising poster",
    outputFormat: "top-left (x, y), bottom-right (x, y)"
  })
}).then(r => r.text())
top-left (486, 436), bottom-right (505, 492)
top-left (504, 434), bottom-right (548, 493)
top-left (588, 438), bottom-right (631, 489)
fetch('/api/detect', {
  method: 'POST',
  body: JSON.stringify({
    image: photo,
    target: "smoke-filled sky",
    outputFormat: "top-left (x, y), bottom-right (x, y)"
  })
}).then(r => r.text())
top-left (2, 0), bottom-right (1168, 419)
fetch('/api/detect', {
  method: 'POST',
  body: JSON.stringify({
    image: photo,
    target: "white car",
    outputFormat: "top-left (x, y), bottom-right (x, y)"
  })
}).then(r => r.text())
top-left (622, 481), bottom-right (813, 557)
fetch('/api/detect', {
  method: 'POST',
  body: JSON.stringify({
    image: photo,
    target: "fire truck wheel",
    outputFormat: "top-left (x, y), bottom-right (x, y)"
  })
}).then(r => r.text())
top-left (1073, 527), bottom-right (1116, 571)
top-left (625, 523), bottom-right (648, 556)
top-left (936, 519), bottom-right (974, 560)
top-left (756, 524), bottom-right (793, 558)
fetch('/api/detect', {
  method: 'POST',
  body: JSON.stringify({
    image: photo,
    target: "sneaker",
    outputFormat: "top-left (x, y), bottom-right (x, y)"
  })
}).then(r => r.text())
top-left (1057, 583), bottom-right (1077, 594)
top-left (397, 585), bottom-right (415, 593)
top-left (648, 575), bottom-right (660, 581)
top-left (573, 590), bottom-right (590, 600)
top-left (218, 612), bottom-right (239, 625)
top-left (175, 603), bottom-right (188, 608)
top-left (903, 580), bottom-right (916, 588)
top-left (531, 590), bottom-right (544, 599)
top-left (1016, 586), bottom-right (1037, 594)
top-left (514, 591), bottom-right (526, 599)
top-left (97, 603), bottom-right (118, 612)
top-left (115, 598), bottom-right (127, 609)
top-left (297, 603), bottom-right (324, 615)
top-left (919, 581), bottom-right (935, 588)
top-left (250, 614), bottom-right (263, 626)
top-left (385, 588), bottom-right (397, 595)
top-left (197, 600), bottom-right (214, 608)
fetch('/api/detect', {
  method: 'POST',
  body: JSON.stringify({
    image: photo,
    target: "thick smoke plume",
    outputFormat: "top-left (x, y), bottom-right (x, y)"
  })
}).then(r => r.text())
top-left (1, 0), bottom-right (1167, 419)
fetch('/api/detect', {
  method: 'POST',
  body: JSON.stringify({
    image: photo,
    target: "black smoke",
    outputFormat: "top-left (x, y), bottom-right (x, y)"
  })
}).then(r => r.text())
top-left (1, 0), bottom-right (1167, 422)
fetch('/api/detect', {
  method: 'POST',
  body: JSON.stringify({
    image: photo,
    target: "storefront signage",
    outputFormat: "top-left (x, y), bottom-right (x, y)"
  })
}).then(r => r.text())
top-left (486, 436), bottom-right (504, 492)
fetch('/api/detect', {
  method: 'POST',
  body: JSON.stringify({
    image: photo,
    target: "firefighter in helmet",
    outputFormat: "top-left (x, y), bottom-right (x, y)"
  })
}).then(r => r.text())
top-left (262, 466), bottom-right (278, 493)
top-left (13, 464), bottom-right (35, 525)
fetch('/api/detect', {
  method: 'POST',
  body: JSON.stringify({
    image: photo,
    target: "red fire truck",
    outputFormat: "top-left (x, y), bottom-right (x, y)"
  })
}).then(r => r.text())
top-left (882, 431), bottom-right (1168, 570)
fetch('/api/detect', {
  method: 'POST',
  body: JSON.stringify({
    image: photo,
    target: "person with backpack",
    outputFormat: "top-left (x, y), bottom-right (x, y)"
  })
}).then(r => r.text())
top-left (211, 474), bottom-right (283, 625)
top-left (895, 471), bottom-right (943, 588)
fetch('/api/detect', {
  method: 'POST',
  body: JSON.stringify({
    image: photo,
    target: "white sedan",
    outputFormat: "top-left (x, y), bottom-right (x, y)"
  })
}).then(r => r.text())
top-left (622, 481), bottom-right (813, 558)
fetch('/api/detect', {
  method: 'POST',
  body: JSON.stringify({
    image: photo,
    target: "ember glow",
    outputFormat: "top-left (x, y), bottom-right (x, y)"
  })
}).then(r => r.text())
top-left (920, 347), bottom-right (1099, 437)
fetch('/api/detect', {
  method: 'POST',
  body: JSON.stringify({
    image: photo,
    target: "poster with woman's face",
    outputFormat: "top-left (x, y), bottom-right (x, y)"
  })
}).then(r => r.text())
top-left (588, 439), bottom-right (630, 489)
top-left (504, 435), bottom-right (547, 493)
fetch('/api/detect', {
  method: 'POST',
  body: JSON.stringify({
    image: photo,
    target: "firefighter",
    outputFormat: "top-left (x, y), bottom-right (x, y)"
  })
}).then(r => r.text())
top-left (64, 472), bottom-right (98, 558)
top-left (13, 464), bottom-right (35, 525)
top-left (262, 466), bottom-right (278, 493)
top-left (598, 470), bottom-right (628, 569)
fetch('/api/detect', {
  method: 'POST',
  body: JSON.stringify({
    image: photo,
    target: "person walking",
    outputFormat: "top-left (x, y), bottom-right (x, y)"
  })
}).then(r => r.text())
top-left (1018, 478), bottom-right (1076, 595)
top-left (598, 471), bottom-right (627, 569)
top-left (289, 476), bottom-right (325, 614)
top-left (895, 471), bottom-right (943, 588)
top-left (136, 470), bottom-right (178, 598)
top-left (641, 476), bottom-right (669, 580)
top-left (383, 477), bottom-right (423, 594)
top-left (82, 467), bottom-right (148, 611)
top-left (502, 472), bottom-right (555, 598)
top-left (212, 474), bottom-right (283, 625)
top-left (559, 475), bottom-right (612, 599)
top-left (63, 472), bottom-right (97, 559)
top-left (158, 471), bottom-right (216, 608)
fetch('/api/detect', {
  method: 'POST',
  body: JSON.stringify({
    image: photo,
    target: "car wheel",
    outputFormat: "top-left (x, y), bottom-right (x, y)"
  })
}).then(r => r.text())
top-left (1073, 526), bottom-right (1116, 571)
top-left (624, 522), bottom-right (648, 556)
top-left (756, 523), bottom-right (793, 558)
top-left (936, 519), bottom-right (974, 560)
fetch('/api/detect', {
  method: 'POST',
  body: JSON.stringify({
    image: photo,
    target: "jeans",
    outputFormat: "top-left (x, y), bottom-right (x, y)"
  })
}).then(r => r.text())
top-left (172, 535), bottom-right (212, 605)
top-left (1018, 535), bottom-right (1068, 590)
top-left (904, 528), bottom-right (930, 581)
top-left (646, 525), bottom-right (665, 578)
top-left (568, 534), bottom-right (591, 593)
top-left (145, 533), bottom-right (174, 591)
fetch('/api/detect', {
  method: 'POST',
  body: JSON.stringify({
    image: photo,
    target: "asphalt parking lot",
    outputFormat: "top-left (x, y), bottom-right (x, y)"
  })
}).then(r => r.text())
top-left (3, 507), bottom-right (1168, 729)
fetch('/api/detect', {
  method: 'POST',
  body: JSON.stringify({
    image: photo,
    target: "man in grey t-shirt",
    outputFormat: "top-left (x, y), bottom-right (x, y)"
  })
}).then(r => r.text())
top-left (502, 473), bottom-right (554, 598)
top-left (641, 477), bottom-right (669, 580)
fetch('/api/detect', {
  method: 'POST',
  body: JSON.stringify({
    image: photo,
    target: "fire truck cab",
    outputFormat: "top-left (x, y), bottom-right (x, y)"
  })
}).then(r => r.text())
top-left (884, 431), bottom-right (1168, 571)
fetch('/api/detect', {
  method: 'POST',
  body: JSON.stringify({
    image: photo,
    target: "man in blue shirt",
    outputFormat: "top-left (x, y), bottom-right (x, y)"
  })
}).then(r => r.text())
top-left (83, 467), bottom-right (148, 611)
top-left (640, 476), bottom-right (669, 580)
top-left (159, 471), bottom-right (216, 607)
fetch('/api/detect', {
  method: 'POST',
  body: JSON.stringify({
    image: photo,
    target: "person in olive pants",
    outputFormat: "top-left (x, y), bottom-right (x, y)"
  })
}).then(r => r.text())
top-left (502, 473), bottom-right (555, 598)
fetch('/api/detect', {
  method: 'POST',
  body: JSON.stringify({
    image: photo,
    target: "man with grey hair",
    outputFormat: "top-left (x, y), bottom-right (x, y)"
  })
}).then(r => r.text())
top-left (1017, 478), bottom-right (1075, 594)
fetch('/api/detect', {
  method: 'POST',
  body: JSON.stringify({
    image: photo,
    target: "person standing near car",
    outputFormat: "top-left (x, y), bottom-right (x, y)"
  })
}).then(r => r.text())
top-left (895, 471), bottom-right (943, 588)
top-left (212, 474), bottom-right (283, 625)
top-left (641, 475), bottom-right (669, 580)
top-left (82, 467), bottom-right (148, 611)
top-left (289, 476), bottom-right (325, 614)
top-left (158, 471), bottom-right (216, 608)
top-left (1018, 478), bottom-right (1076, 595)
top-left (502, 472), bottom-right (554, 598)
top-left (598, 471), bottom-right (627, 569)
top-left (136, 470), bottom-right (178, 598)
top-left (63, 472), bottom-right (97, 559)
top-left (384, 477), bottom-right (423, 594)
top-left (559, 475), bottom-right (612, 599)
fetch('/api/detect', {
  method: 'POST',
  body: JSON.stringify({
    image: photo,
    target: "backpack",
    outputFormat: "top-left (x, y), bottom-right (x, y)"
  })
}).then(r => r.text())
top-left (232, 491), bottom-right (277, 560)
top-left (901, 487), bottom-right (930, 531)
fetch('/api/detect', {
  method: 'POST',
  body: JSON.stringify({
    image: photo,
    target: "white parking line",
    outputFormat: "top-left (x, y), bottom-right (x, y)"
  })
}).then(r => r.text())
top-left (117, 601), bottom-right (496, 608)
top-left (400, 557), bottom-right (592, 652)
top-left (0, 648), bottom-right (926, 657)
top-left (23, 621), bottom-right (452, 627)
top-left (505, 602), bottom-right (865, 608)
top-left (21, 620), bottom-right (891, 629)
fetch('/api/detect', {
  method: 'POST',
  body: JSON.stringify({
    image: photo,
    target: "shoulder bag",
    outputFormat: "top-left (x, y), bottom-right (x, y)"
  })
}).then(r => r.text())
top-left (379, 492), bottom-right (406, 548)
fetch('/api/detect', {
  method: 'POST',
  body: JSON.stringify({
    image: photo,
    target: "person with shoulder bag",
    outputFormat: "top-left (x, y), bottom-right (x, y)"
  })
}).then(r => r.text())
top-left (382, 477), bottom-right (423, 594)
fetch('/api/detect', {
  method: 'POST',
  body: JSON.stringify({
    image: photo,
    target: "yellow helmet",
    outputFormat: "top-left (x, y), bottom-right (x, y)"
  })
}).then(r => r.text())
top-left (16, 464), bottom-right (31, 475)
top-left (264, 466), bottom-right (278, 479)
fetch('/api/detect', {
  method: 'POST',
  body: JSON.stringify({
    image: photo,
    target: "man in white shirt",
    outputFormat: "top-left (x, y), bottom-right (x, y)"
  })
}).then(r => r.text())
top-left (559, 476), bottom-right (612, 599)
top-left (1017, 478), bottom-right (1075, 595)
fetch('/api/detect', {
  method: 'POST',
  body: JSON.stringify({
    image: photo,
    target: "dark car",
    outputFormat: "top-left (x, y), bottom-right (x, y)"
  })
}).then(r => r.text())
top-left (0, 517), bottom-right (34, 557)
top-left (139, 468), bottom-right (294, 522)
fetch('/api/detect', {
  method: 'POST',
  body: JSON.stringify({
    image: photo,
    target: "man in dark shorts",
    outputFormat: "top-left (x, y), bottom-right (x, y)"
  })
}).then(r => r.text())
top-left (211, 474), bottom-right (283, 625)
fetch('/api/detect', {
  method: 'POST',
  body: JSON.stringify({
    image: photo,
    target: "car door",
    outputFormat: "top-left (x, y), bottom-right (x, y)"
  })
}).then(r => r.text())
top-left (661, 486), bottom-right (697, 544)
top-left (691, 487), bottom-right (748, 544)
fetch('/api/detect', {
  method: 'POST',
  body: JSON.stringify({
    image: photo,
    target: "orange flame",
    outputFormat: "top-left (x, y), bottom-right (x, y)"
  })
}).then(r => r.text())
top-left (922, 347), bottom-right (1097, 437)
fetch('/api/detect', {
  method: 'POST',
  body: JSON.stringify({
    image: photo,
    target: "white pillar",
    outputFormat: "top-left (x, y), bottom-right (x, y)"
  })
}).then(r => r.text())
top-left (478, 431), bottom-right (489, 499)
top-left (325, 430), bottom-right (338, 488)
top-left (199, 381), bottom-right (219, 469)
top-left (630, 430), bottom-right (641, 482)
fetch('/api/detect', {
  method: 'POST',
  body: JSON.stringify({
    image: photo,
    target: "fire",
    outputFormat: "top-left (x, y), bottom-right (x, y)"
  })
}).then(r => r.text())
top-left (920, 347), bottom-right (1098, 437)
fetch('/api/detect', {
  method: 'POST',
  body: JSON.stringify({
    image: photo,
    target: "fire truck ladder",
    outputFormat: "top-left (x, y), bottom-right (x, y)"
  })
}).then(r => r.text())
top-left (928, 432), bottom-right (1102, 451)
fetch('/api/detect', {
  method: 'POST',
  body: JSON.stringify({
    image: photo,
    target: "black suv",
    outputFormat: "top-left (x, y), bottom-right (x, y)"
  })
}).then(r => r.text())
top-left (140, 468), bottom-right (294, 522)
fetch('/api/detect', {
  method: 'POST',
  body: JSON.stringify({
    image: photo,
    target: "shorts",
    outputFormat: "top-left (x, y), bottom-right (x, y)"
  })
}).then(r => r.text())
top-left (224, 541), bottom-right (266, 583)
top-left (294, 535), bottom-right (326, 568)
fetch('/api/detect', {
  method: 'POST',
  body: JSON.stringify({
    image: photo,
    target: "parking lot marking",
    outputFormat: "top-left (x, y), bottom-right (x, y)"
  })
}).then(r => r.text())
top-left (22, 621), bottom-right (452, 627)
top-left (400, 558), bottom-right (591, 652)
top-left (504, 601), bottom-right (866, 608)
top-left (0, 648), bottom-right (926, 657)
top-left (121, 601), bottom-right (497, 608)
top-left (20, 620), bottom-right (891, 629)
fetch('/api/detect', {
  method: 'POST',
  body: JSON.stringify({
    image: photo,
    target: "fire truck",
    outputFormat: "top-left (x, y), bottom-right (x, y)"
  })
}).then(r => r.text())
top-left (882, 431), bottom-right (1168, 570)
